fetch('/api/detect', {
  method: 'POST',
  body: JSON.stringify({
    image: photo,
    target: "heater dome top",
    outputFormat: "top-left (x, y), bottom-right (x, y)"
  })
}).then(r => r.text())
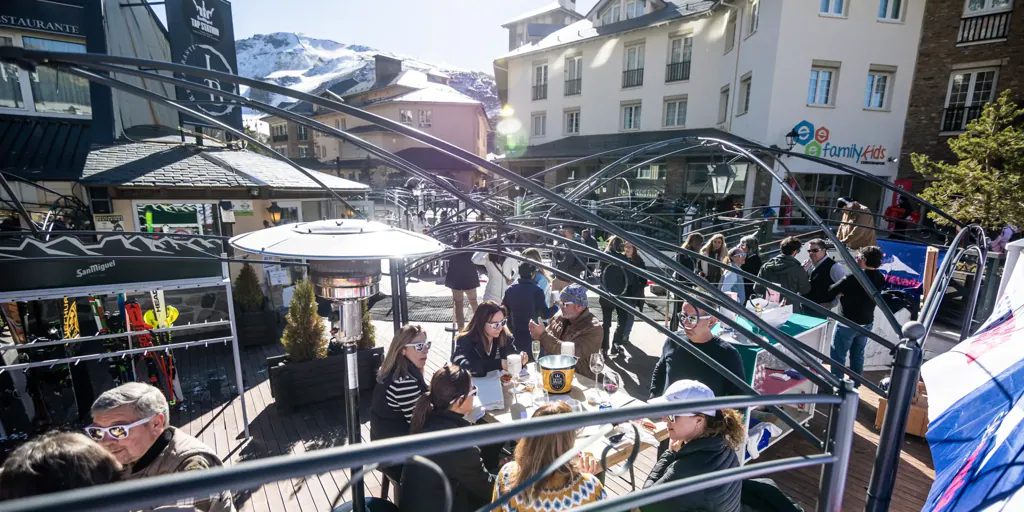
top-left (229, 219), bottom-right (446, 260)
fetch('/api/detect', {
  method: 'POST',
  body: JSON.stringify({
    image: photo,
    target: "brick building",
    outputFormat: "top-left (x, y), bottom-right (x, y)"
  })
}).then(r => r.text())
top-left (899, 0), bottom-right (1023, 191)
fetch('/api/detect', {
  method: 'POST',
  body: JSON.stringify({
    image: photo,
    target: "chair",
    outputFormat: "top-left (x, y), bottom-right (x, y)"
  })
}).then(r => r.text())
top-left (379, 470), bottom-right (401, 506)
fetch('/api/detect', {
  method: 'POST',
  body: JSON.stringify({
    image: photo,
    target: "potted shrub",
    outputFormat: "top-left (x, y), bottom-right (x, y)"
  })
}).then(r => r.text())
top-left (268, 280), bottom-right (348, 412)
top-left (233, 262), bottom-right (278, 346)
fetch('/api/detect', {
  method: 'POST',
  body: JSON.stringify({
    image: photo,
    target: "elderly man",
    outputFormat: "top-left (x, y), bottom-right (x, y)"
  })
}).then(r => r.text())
top-left (528, 284), bottom-right (603, 379)
top-left (88, 383), bottom-right (235, 512)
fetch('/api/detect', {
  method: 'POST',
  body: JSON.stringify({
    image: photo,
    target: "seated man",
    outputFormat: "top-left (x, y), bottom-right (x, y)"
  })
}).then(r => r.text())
top-left (528, 284), bottom-right (603, 379)
top-left (89, 382), bottom-right (235, 512)
top-left (650, 302), bottom-right (746, 400)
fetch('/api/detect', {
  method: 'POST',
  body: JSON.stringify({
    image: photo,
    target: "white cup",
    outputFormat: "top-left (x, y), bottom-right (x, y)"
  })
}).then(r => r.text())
top-left (560, 342), bottom-right (575, 356)
top-left (507, 354), bottom-right (522, 376)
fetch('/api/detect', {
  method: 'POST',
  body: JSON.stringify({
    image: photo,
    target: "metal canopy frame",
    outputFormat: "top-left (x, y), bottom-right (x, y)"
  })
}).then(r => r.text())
top-left (0, 46), bottom-right (991, 511)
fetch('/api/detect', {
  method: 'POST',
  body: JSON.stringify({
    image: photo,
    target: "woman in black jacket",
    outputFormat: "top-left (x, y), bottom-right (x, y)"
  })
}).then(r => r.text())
top-left (400, 364), bottom-right (494, 512)
top-left (739, 235), bottom-right (763, 301)
top-left (371, 324), bottom-right (430, 482)
top-left (642, 379), bottom-right (743, 512)
top-left (452, 301), bottom-right (527, 377)
top-left (615, 241), bottom-right (647, 353)
top-left (446, 232), bottom-right (481, 331)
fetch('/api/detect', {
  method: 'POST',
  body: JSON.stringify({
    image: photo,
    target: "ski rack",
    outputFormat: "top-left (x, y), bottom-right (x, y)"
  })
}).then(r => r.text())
top-left (0, 337), bottom-right (233, 373)
top-left (0, 320), bottom-right (231, 352)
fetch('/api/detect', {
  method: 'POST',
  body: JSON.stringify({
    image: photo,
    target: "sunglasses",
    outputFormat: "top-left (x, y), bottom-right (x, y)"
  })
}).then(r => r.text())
top-left (680, 313), bottom-right (714, 327)
top-left (486, 319), bottom-right (507, 330)
top-left (807, 248), bottom-right (823, 254)
top-left (404, 341), bottom-right (432, 352)
top-left (84, 415), bottom-right (155, 441)
top-left (450, 385), bottom-right (479, 405)
top-left (731, 252), bottom-right (747, 258)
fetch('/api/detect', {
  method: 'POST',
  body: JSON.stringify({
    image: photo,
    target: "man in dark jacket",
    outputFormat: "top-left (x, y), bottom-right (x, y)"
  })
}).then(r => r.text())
top-left (503, 263), bottom-right (558, 357)
top-left (801, 238), bottom-right (847, 309)
top-left (823, 245), bottom-right (886, 384)
top-left (650, 302), bottom-right (746, 400)
top-left (755, 236), bottom-right (810, 298)
top-left (552, 226), bottom-right (587, 291)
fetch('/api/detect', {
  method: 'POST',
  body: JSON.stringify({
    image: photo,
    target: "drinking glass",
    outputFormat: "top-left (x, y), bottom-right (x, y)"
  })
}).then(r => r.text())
top-left (603, 371), bottom-right (620, 400)
top-left (590, 353), bottom-right (605, 376)
top-left (532, 339), bottom-right (542, 362)
top-left (507, 354), bottom-right (523, 396)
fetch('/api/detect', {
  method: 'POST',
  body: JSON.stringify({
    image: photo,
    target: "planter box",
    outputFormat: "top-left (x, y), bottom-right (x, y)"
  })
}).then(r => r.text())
top-left (268, 347), bottom-right (384, 413)
top-left (236, 309), bottom-right (279, 347)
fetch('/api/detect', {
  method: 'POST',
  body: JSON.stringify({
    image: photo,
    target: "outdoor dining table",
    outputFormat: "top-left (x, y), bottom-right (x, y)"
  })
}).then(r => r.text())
top-left (477, 368), bottom-right (669, 470)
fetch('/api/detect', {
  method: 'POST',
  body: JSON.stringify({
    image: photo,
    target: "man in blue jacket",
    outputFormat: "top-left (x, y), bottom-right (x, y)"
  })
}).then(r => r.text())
top-left (502, 263), bottom-right (557, 358)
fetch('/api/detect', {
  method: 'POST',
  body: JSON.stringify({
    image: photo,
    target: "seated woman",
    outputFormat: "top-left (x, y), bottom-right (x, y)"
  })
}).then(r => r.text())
top-left (452, 301), bottom-right (527, 377)
top-left (492, 402), bottom-right (606, 512)
top-left (400, 364), bottom-right (494, 512)
top-left (642, 379), bottom-right (744, 512)
top-left (371, 324), bottom-right (430, 482)
top-left (0, 432), bottom-right (122, 500)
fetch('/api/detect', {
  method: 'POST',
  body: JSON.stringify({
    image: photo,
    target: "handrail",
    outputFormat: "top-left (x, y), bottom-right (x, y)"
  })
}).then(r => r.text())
top-left (917, 224), bottom-right (989, 345)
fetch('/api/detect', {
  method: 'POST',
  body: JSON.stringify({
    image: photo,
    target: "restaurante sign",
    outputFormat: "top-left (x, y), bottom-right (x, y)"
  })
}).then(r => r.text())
top-left (0, 0), bottom-right (82, 37)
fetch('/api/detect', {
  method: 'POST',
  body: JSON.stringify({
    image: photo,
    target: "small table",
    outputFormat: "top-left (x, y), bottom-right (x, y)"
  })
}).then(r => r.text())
top-left (479, 369), bottom-right (669, 469)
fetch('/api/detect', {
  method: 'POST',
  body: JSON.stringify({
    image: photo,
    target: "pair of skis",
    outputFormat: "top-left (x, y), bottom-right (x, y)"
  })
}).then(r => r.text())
top-left (124, 290), bottom-right (184, 404)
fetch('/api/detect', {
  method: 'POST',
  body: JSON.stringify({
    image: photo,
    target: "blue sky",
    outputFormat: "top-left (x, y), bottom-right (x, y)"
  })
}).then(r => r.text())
top-left (154, 0), bottom-right (600, 72)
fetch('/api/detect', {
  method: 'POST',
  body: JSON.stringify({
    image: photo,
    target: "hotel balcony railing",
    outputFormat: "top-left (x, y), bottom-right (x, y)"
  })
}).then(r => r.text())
top-left (532, 83), bottom-right (548, 101)
top-left (622, 68), bottom-right (644, 88)
top-left (941, 105), bottom-right (986, 132)
top-left (958, 10), bottom-right (1012, 44)
top-left (271, 134), bottom-right (288, 143)
top-left (666, 61), bottom-right (691, 82)
top-left (565, 78), bottom-right (582, 96)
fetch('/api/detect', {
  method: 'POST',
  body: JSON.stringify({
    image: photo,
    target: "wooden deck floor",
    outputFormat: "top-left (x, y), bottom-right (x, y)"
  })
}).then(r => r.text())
top-left (168, 321), bottom-right (933, 512)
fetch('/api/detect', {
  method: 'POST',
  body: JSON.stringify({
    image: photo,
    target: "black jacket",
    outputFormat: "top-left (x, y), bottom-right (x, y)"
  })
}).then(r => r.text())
top-left (825, 268), bottom-right (886, 325)
top-left (370, 365), bottom-right (427, 441)
top-left (625, 257), bottom-right (648, 308)
top-left (502, 278), bottom-right (557, 355)
top-left (755, 254), bottom-right (810, 297)
top-left (739, 253), bottom-right (763, 300)
top-left (399, 410), bottom-right (495, 512)
top-left (452, 333), bottom-right (512, 377)
top-left (641, 436), bottom-right (741, 512)
top-left (803, 257), bottom-right (838, 304)
top-left (650, 336), bottom-right (746, 399)
top-left (555, 241), bottom-right (587, 278)
top-left (445, 252), bottom-right (480, 291)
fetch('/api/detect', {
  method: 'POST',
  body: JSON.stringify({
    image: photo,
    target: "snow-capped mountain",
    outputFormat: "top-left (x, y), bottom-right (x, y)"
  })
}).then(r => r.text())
top-left (235, 33), bottom-right (499, 118)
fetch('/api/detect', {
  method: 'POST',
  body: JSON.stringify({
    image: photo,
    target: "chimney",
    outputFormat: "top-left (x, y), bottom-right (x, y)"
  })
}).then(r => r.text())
top-left (558, 0), bottom-right (576, 12)
top-left (374, 55), bottom-right (403, 85)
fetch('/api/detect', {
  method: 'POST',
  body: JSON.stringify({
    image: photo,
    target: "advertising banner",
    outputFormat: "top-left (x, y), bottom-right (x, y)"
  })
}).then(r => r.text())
top-left (165, 0), bottom-right (242, 131)
top-left (877, 238), bottom-right (932, 304)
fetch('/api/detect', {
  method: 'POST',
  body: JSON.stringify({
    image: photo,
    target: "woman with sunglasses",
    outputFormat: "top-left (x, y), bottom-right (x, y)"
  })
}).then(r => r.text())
top-left (720, 246), bottom-right (747, 306)
top-left (453, 301), bottom-right (528, 377)
top-left (401, 364), bottom-right (495, 512)
top-left (491, 401), bottom-right (606, 512)
top-left (371, 325), bottom-right (430, 481)
top-left (641, 380), bottom-right (743, 512)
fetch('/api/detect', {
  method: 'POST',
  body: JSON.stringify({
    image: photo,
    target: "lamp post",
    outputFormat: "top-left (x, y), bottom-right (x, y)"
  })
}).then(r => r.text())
top-left (709, 163), bottom-right (736, 197)
top-left (266, 202), bottom-right (283, 225)
top-left (229, 219), bottom-right (445, 512)
top-left (785, 128), bottom-right (799, 151)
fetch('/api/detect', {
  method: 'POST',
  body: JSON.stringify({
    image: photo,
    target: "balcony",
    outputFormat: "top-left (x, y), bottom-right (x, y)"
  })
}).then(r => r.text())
top-left (565, 78), bottom-right (582, 96)
top-left (271, 134), bottom-right (288, 143)
top-left (958, 11), bottom-right (1012, 44)
top-left (666, 61), bottom-right (691, 82)
top-left (622, 68), bottom-right (644, 88)
top-left (941, 105), bottom-right (985, 132)
top-left (532, 83), bottom-right (548, 101)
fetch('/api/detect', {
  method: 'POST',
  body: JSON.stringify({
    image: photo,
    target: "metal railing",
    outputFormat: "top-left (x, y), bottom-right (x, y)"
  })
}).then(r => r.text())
top-left (942, 104), bottom-right (986, 131)
top-left (532, 83), bottom-right (548, 100)
top-left (565, 78), bottom-right (582, 96)
top-left (958, 10), bottom-right (1012, 43)
top-left (270, 133), bottom-right (288, 142)
top-left (665, 61), bottom-right (690, 82)
top-left (622, 68), bottom-right (644, 88)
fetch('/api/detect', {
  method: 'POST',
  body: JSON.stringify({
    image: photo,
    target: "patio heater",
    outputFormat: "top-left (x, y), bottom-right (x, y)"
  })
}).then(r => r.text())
top-left (229, 219), bottom-right (445, 510)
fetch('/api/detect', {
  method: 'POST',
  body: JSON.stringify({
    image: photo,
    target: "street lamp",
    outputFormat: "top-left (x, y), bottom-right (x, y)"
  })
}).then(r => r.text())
top-left (709, 163), bottom-right (736, 197)
top-left (229, 219), bottom-right (445, 512)
top-left (266, 202), bottom-right (283, 225)
top-left (785, 128), bottom-right (799, 151)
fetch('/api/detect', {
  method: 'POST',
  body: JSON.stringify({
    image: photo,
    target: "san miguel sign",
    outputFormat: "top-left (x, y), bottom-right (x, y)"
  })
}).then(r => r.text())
top-left (166, 0), bottom-right (243, 131)
top-left (0, 1), bottom-right (83, 37)
top-left (792, 120), bottom-right (889, 166)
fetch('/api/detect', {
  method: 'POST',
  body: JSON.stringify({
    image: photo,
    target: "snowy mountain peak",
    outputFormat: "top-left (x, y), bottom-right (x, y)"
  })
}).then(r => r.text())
top-left (235, 33), bottom-right (499, 118)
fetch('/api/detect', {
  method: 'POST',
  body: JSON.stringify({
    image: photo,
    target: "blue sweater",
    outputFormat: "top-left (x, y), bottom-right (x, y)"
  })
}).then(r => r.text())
top-left (502, 278), bottom-right (558, 355)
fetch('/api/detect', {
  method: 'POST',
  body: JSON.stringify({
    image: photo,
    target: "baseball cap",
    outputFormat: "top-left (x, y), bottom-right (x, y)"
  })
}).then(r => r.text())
top-left (647, 379), bottom-right (717, 417)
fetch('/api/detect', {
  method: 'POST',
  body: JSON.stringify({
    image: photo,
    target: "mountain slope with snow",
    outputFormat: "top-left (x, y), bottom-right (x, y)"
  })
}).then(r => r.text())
top-left (235, 33), bottom-right (499, 118)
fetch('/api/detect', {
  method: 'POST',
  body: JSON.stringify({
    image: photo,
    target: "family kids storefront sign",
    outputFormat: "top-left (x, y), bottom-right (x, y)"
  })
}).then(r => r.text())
top-left (792, 120), bottom-right (889, 166)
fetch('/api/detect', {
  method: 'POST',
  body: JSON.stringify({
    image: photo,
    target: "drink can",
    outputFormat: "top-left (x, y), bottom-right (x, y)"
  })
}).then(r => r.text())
top-left (599, 401), bottom-right (613, 410)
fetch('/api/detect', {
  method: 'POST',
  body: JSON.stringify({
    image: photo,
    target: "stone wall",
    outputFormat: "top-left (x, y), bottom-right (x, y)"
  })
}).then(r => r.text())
top-left (898, 2), bottom-right (1024, 190)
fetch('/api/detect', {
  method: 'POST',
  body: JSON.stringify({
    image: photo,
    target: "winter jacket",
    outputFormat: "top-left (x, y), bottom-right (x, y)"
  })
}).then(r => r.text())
top-left (503, 278), bottom-right (558, 355)
top-left (640, 435), bottom-right (741, 512)
top-left (453, 333), bottom-right (512, 377)
top-left (125, 427), bottom-right (235, 512)
top-left (836, 203), bottom-right (878, 250)
top-left (824, 268), bottom-right (886, 325)
top-left (650, 336), bottom-right (746, 399)
top-left (536, 310), bottom-right (603, 379)
top-left (371, 365), bottom-right (427, 441)
top-left (399, 410), bottom-right (496, 512)
top-left (721, 264), bottom-right (746, 306)
top-left (755, 254), bottom-right (810, 297)
top-left (625, 257), bottom-right (648, 309)
top-left (534, 272), bottom-right (553, 307)
top-left (445, 252), bottom-right (480, 291)
top-left (473, 252), bottom-right (519, 304)
top-left (555, 242), bottom-right (588, 279)
top-left (740, 253), bottom-right (763, 300)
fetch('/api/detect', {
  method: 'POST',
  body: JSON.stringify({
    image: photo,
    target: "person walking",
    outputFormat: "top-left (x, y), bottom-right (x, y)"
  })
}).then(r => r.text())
top-left (738, 235), bottom-right (763, 301)
top-left (446, 233), bottom-right (480, 331)
top-left (802, 238), bottom-right (847, 310)
top-left (552, 226), bottom-right (587, 291)
top-left (472, 251), bottom-right (519, 304)
top-left (615, 241), bottom-right (647, 353)
top-left (503, 263), bottom-right (558, 357)
top-left (720, 247), bottom-right (746, 306)
top-left (755, 236), bottom-right (810, 298)
top-left (598, 236), bottom-right (628, 355)
top-left (835, 198), bottom-right (878, 250)
top-left (822, 246), bottom-right (886, 384)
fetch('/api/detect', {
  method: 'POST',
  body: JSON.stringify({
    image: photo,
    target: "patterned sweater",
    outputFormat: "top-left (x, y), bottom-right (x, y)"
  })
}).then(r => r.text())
top-left (491, 462), bottom-right (606, 512)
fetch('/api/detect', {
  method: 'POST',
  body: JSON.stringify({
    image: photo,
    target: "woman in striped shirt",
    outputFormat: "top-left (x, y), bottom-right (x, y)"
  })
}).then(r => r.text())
top-left (371, 324), bottom-right (430, 481)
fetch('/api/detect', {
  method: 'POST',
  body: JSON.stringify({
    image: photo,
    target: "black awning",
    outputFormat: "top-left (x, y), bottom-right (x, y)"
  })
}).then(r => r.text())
top-left (0, 114), bottom-right (92, 181)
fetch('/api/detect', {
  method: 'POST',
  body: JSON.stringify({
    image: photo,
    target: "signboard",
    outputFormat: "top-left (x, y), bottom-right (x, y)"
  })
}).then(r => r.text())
top-left (791, 120), bottom-right (890, 166)
top-left (877, 239), bottom-right (930, 304)
top-left (267, 269), bottom-right (289, 285)
top-left (234, 200), bottom-right (254, 216)
top-left (94, 214), bottom-right (125, 232)
top-left (165, 0), bottom-right (243, 131)
top-left (0, 235), bottom-right (223, 292)
top-left (0, 0), bottom-right (82, 37)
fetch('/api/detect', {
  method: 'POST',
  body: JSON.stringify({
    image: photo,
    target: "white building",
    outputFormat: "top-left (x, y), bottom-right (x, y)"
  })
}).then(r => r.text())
top-left (494, 0), bottom-right (925, 225)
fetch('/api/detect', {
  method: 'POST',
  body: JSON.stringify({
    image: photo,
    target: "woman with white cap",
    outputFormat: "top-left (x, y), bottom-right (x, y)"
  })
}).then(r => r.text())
top-left (641, 379), bottom-right (744, 512)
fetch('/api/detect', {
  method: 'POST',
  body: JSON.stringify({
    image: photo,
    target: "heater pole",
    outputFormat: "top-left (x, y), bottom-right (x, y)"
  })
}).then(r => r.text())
top-left (334, 300), bottom-right (366, 512)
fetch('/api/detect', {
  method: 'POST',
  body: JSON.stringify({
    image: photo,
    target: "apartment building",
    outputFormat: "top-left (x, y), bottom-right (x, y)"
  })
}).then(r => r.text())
top-left (899, 0), bottom-right (1023, 192)
top-left (264, 101), bottom-right (316, 159)
top-left (494, 0), bottom-right (924, 223)
top-left (502, 0), bottom-right (584, 51)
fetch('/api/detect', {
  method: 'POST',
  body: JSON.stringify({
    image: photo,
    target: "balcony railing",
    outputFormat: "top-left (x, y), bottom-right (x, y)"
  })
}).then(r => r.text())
top-left (666, 61), bottom-right (691, 82)
top-left (958, 11), bottom-right (1012, 43)
top-left (941, 105), bottom-right (986, 132)
top-left (565, 78), bottom-right (581, 96)
top-left (271, 134), bottom-right (288, 142)
top-left (532, 83), bottom-right (548, 100)
top-left (622, 68), bottom-right (644, 88)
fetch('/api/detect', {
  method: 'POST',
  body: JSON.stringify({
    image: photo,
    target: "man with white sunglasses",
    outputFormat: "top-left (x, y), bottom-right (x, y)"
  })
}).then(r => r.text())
top-left (649, 302), bottom-right (745, 401)
top-left (89, 382), bottom-right (235, 512)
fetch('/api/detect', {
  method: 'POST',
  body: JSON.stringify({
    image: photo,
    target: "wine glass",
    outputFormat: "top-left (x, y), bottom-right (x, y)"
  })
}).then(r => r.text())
top-left (602, 371), bottom-right (620, 403)
top-left (589, 353), bottom-right (605, 403)
top-left (532, 339), bottom-right (542, 363)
